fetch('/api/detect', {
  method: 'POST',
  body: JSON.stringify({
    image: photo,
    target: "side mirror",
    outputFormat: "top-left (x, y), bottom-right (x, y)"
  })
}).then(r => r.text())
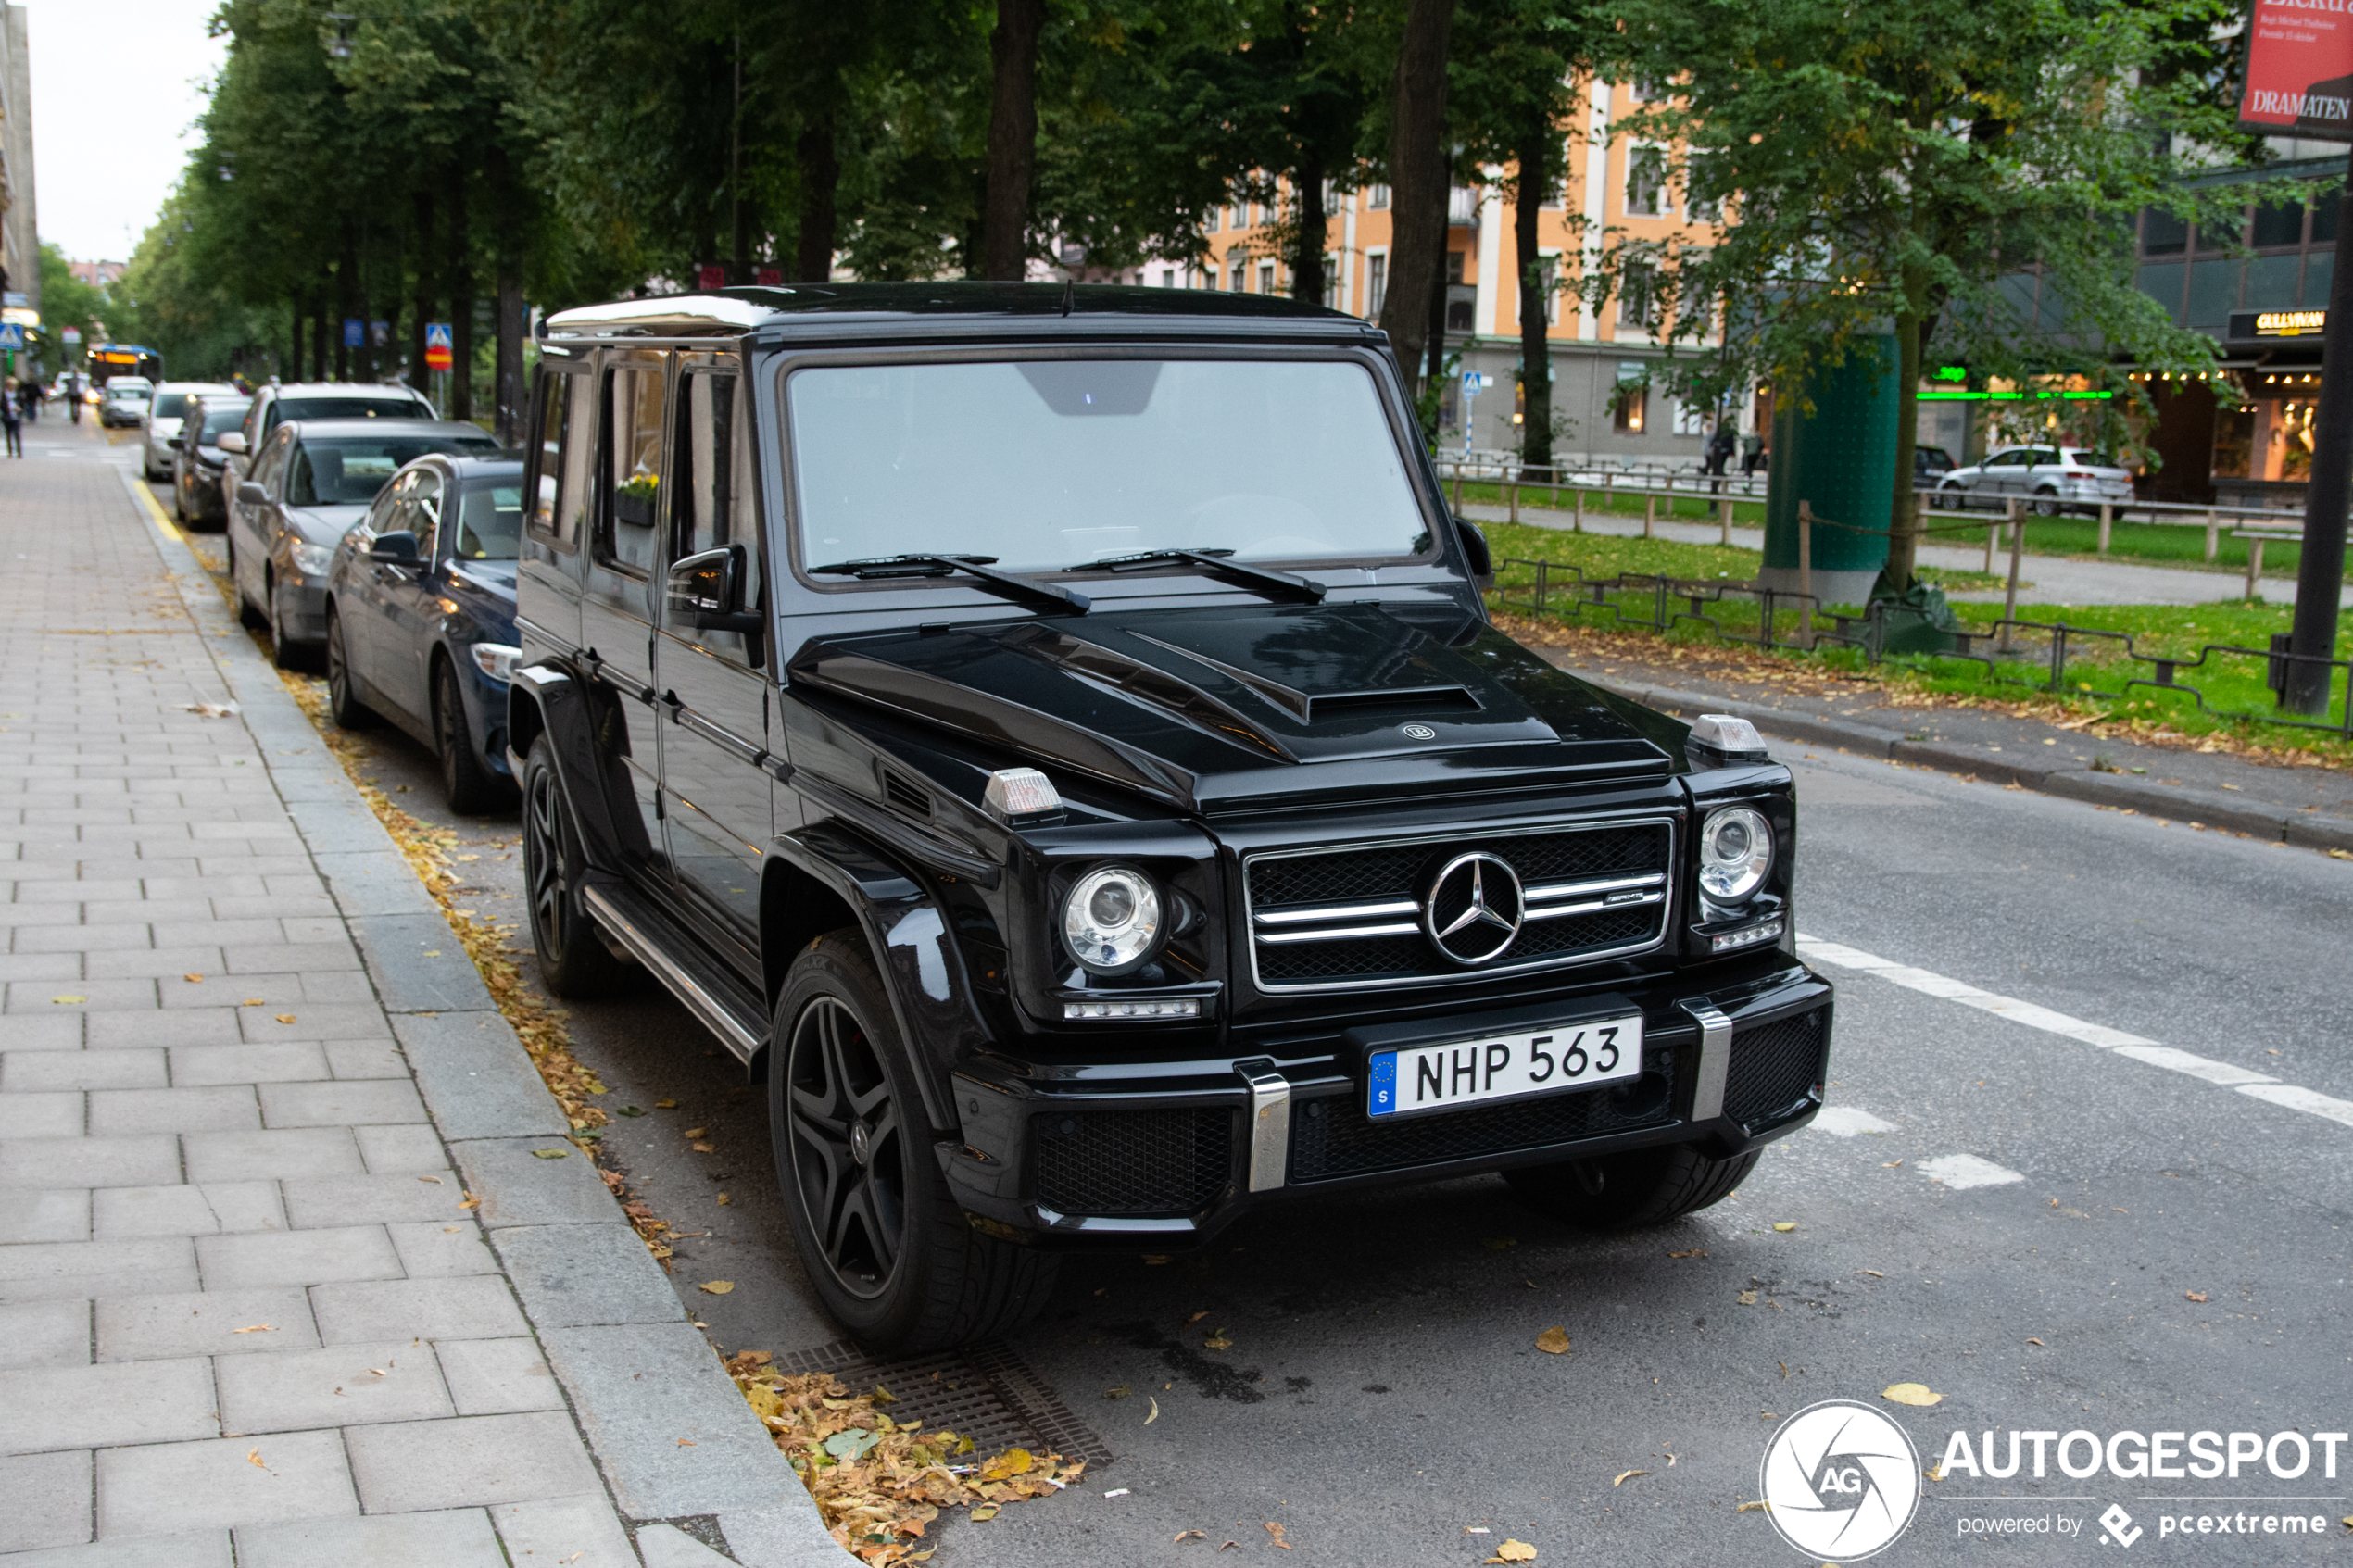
top-left (1453, 515), bottom-right (1493, 579)
top-left (217, 431), bottom-right (247, 455)
top-left (237, 482), bottom-right (268, 506)
top-left (368, 531), bottom-right (421, 565)
top-left (668, 545), bottom-right (761, 634)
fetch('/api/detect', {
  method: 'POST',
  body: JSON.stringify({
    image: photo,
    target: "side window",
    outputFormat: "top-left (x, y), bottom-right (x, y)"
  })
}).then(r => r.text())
top-left (671, 369), bottom-right (763, 663)
top-left (364, 472), bottom-right (408, 538)
top-left (528, 368), bottom-right (595, 549)
top-left (241, 397), bottom-right (265, 453)
top-left (594, 358), bottom-right (667, 577)
top-left (409, 470), bottom-right (446, 559)
top-left (251, 430), bottom-right (292, 494)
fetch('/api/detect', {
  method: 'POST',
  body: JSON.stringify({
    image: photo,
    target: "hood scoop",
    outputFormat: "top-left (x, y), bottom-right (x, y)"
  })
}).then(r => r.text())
top-left (1126, 630), bottom-right (1478, 724)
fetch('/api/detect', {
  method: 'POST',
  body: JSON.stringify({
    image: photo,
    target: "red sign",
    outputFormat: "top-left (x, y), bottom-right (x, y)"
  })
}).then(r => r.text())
top-left (696, 265), bottom-right (727, 291)
top-left (423, 322), bottom-right (453, 372)
top-left (2239, 0), bottom-right (2353, 140)
top-left (755, 267), bottom-right (783, 287)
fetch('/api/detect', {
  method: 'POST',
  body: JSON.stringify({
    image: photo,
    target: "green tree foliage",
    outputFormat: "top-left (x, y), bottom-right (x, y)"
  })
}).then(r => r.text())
top-left (103, 197), bottom-right (285, 380)
top-left (1602, 0), bottom-right (2295, 586)
top-left (36, 244), bottom-right (109, 365)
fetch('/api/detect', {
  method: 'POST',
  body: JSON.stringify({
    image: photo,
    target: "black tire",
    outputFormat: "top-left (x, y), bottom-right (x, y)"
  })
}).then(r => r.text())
top-left (436, 658), bottom-right (511, 815)
top-left (324, 608), bottom-right (378, 730)
top-left (230, 535), bottom-right (267, 630)
top-left (2030, 487), bottom-right (2062, 519)
top-left (772, 932), bottom-right (1058, 1355)
top-left (521, 736), bottom-right (623, 999)
top-left (171, 474), bottom-right (187, 523)
top-left (1504, 1142), bottom-right (1761, 1231)
top-left (1937, 483), bottom-right (1968, 512)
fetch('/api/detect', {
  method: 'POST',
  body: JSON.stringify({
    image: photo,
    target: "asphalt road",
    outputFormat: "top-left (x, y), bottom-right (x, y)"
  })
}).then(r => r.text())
top-left (145, 445), bottom-right (2353, 1567)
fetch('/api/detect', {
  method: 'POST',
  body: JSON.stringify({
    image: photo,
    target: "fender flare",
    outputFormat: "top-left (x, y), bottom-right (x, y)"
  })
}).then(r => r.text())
top-left (760, 820), bottom-right (990, 1138)
top-left (505, 664), bottom-right (652, 877)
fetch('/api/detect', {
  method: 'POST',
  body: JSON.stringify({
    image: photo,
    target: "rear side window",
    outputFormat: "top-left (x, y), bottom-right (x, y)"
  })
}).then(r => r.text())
top-left (594, 358), bottom-right (667, 577)
top-left (276, 396), bottom-right (429, 421)
top-left (456, 481), bottom-right (523, 560)
top-left (672, 368), bottom-right (762, 663)
top-left (152, 394), bottom-right (189, 419)
top-left (528, 368), bottom-right (595, 550)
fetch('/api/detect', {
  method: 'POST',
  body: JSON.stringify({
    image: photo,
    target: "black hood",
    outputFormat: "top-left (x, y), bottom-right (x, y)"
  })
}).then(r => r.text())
top-left (791, 602), bottom-right (1677, 814)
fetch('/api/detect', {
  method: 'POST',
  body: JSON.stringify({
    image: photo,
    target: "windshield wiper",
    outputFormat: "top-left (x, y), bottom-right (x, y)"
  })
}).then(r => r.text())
top-left (1082, 547), bottom-right (1326, 604)
top-left (808, 553), bottom-right (1088, 614)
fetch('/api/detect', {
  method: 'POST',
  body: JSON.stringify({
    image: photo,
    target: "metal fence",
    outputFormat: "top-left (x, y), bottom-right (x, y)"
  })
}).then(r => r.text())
top-left (1493, 549), bottom-right (2353, 739)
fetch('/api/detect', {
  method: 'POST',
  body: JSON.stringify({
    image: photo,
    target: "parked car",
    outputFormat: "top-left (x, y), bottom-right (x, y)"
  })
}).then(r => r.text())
top-left (1936, 445), bottom-right (2133, 516)
top-left (218, 382), bottom-right (438, 538)
top-left (323, 454), bottom-right (524, 812)
top-left (98, 377), bottom-right (154, 428)
top-left (509, 285), bottom-right (1833, 1354)
top-left (170, 394), bottom-right (254, 529)
top-left (143, 382), bottom-right (239, 481)
top-left (228, 417), bottom-right (501, 667)
top-left (1912, 445), bottom-right (1955, 482)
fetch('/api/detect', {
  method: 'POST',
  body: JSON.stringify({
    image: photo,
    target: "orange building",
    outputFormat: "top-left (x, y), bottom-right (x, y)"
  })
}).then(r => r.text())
top-left (1187, 77), bottom-right (1733, 468)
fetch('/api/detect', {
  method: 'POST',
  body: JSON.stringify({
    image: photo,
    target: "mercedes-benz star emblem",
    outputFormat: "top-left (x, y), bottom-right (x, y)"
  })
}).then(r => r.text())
top-left (1423, 851), bottom-right (1525, 965)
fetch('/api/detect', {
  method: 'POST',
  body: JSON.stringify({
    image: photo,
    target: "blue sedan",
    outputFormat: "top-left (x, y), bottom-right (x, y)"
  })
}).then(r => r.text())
top-left (323, 453), bottom-right (523, 813)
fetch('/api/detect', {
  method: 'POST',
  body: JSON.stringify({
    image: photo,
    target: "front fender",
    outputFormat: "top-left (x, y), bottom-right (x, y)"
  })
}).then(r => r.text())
top-left (761, 820), bottom-right (988, 1138)
top-left (505, 664), bottom-right (651, 876)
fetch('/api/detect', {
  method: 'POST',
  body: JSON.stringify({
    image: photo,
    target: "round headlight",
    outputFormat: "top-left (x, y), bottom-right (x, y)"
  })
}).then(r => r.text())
top-left (1062, 866), bottom-right (1163, 975)
top-left (1698, 807), bottom-right (1773, 902)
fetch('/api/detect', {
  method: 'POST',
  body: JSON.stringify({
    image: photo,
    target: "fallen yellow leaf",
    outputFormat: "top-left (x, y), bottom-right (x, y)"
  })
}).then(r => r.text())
top-left (231, 1324), bottom-right (274, 1335)
top-left (716, 1193), bottom-right (731, 1205)
top-left (1856, 1269), bottom-right (1884, 1278)
top-left (684, 1127), bottom-right (708, 1138)
top-left (1613, 1470), bottom-right (1648, 1486)
top-left (1144, 1398), bottom-right (1159, 1425)
top-left (690, 1142), bottom-right (716, 1153)
top-left (1737, 1289), bottom-right (1759, 1306)
top-left (1772, 1222), bottom-right (1796, 1233)
top-left (49, 995), bottom-right (85, 1005)
top-left (970, 1506), bottom-right (998, 1523)
top-left (1883, 1383), bottom-right (1943, 1407)
top-left (245, 1449), bottom-right (266, 1471)
top-left (1185, 1310), bottom-right (1210, 1323)
top-left (2026, 1337), bottom-right (2044, 1347)
top-left (1736, 1499), bottom-right (1770, 1513)
top-left (1667, 1248), bottom-right (1706, 1259)
top-left (1203, 1331), bottom-right (1233, 1350)
top-left (1485, 1539), bottom-right (1537, 1563)
top-left (183, 973), bottom-right (204, 983)
top-left (531, 1148), bottom-right (570, 1159)
top-left (1535, 1325), bottom-right (1571, 1355)
top-left (274, 1014), bottom-right (296, 1024)
top-left (699, 1280), bottom-right (735, 1295)
top-left (1175, 1529), bottom-right (1204, 1543)
top-left (2184, 1290), bottom-right (2208, 1303)
top-left (655, 1098), bottom-right (678, 1109)
top-left (243, 998), bottom-right (264, 1007)
top-left (1264, 1520), bottom-right (1291, 1550)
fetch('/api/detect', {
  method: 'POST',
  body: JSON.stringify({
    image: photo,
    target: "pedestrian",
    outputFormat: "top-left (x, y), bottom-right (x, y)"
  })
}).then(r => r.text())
top-left (1705, 423), bottom-right (1735, 477)
top-left (1741, 430), bottom-right (1766, 476)
top-left (1, 378), bottom-right (21, 458)
top-left (19, 375), bottom-right (37, 422)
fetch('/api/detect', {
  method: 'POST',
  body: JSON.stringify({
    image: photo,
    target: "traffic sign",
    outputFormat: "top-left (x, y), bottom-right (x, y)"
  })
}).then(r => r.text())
top-left (0, 324), bottom-right (23, 350)
top-left (424, 322), bottom-right (454, 371)
top-left (62, 327), bottom-right (81, 345)
top-left (343, 319), bottom-right (364, 347)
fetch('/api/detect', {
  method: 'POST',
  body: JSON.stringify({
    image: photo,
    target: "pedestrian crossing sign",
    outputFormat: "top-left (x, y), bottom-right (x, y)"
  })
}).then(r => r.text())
top-left (0, 324), bottom-right (22, 350)
top-left (424, 322), bottom-right (453, 372)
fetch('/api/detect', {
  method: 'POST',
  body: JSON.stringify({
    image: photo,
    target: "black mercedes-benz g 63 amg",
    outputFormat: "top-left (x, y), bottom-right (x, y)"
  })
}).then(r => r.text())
top-left (510, 283), bottom-right (1831, 1354)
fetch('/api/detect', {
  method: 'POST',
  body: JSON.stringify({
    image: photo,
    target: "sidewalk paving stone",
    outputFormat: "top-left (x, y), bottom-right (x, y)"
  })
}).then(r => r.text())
top-left (164, 1043), bottom-right (332, 1087)
top-left (0, 1236), bottom-right (199, 1301)
top-left (0, 1449), bottom-right (93, 1552)
top-left (434, 1337), bottom-right (567, 1416)
top-left (182, 1127), bottom-right (364, 1183)
top-left (1, 1050), bottom-right (167, 1092)
top-left (355, 1123), bottom-right (454, 1174)
top-left (452, 1137), bottom-right (623, 1228)
top-left (345, 1411), bottom-right (605, 1514)
top-left (233, 1509), bottom-right (507, 1568)
top-left (0, 1530), bottom-right (233, 1568)
top-left (88, 1085), bottom-right (259, 1135)
top-left (92, 1182), bottom-right (285, 1239)
top-left (0, 1356), bottom-right (218, 1453)
top-left (385, 1220), bottom-right (499, 1278)
top-left (0, 1301), bottom-right (91, 1369)
top-left (0, 1135), bottom-right (182, 1190)
top-left (489, 1497), bottom-right (642, 1568)
top-left (0, 1188), bottom-right (92, 1244)
top-left (279, 1172), bottom-right (471, 1228)
top-left (0, 1092), bottom-right (88, 1140)
top-left (310, 1274), bottom-right (531, 1344)
top-left (258, 1078), bottom-right (426, 1128)
top-left (215, 1339), bottom-right (455, 1434)
top-left (95, 1286), bottom-right (319, 1361)
top-left (490, 1223), bottom-right (688, 1330)
top-left (195, 1224), bottom-right (403, 1288)
top-left (95, 1429), bottom-right (358, 1536)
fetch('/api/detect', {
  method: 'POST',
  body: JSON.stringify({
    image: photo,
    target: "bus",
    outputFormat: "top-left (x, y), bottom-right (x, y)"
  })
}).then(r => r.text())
top-left (87, 344), bottom-right (163, 387)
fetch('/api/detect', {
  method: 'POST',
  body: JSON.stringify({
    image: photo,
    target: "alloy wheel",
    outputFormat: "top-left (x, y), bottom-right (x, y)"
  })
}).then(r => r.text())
top-left (326, 614), bottom-right (355, 716)
top-left (524, 765), bottom-right (573, 959)
top-left (785, 996), bottom-right (906, 1298)
top-left (436, 669), bottom-right (465, 798)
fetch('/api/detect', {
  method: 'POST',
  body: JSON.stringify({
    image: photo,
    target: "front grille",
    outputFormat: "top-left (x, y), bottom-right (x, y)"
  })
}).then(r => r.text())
top-left (1723, 1007), bottom-right (1831, 1130)
top-left (1032, 1108), bottom-right (1233, 1216)
top-left (1289, 1051), bottom-right (1680, 1182)
top-left (1246, 820), bottom-right (1674, 992)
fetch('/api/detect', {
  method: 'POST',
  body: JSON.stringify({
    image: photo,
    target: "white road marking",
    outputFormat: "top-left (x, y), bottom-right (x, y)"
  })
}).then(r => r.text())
top-left (1798, 934), bottom-right (2353, 1133)
top-left (1917, 1154), bottom-right (2027, 1190)
top-left (1810, 1106), bottom-right (1897, 1137)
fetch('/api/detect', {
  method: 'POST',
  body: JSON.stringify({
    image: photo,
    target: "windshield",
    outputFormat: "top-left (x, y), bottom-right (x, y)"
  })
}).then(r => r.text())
top-left (278, 395), bottom-right (423, 421)
top-left (199, 404), bottom-right (252, 440)
top-left (787, 358), bottom-right (1429, 575)
top-left (152, 393), bottom-right (190, 419)
top-left (288, 435), bottom-right (492, 507)
top-left (454, 480), bottom-right (522, 560)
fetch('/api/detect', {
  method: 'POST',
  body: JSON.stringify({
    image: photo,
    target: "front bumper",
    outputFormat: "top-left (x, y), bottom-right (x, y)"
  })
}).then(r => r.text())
top-left (273, 576), bottom-right (330, 645)
top-left (944, 958), bottom-right (1831, 1248)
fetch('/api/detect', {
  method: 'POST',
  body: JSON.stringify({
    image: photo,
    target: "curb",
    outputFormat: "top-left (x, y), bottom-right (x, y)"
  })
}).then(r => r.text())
top-left (1564, 661), bottom-right (2353, 854)
top-left (120, 472), bottom-right (849, 1567)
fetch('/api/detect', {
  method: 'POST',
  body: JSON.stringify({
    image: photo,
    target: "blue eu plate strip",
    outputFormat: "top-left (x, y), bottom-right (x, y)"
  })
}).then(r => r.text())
top-left (1367, 1052), bottom-right (1398, 1119)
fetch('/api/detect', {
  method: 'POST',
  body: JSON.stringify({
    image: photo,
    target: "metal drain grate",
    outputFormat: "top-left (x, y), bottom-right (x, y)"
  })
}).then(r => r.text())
top-left (770, 1341), bottom-right (1112, 1468)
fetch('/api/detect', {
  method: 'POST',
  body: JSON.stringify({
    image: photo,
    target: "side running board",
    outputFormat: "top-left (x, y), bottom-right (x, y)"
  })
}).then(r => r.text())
top-left (581, 884), bottom-right (769, 1063)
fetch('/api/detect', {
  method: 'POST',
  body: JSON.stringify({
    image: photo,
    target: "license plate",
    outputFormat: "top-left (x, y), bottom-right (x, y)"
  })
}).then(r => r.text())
top-left (1367, 1014), bottom-right (1643, 1120)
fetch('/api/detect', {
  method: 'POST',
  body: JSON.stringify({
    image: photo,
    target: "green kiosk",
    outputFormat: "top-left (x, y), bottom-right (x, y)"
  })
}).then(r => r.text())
top-left (1760, 335), bottom-right (1897, 607)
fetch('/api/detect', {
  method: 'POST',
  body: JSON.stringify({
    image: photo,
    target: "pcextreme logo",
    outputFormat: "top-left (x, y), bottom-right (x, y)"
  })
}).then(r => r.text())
top-left (1759, 1399), bottom-right (1923, 1560)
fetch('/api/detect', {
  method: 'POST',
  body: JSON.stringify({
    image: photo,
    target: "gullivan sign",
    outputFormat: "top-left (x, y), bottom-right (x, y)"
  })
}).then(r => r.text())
top-left (2229, 307), bottom-right (2329, 338)
top-left (2238, 0), bottom-right (2353, 139)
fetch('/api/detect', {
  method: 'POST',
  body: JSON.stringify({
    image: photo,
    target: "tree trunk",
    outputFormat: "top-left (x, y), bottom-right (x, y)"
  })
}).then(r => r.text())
top-left (797, 120), bottom-right (838, 282)
top-left (447, 166), bottom-right (474, 423)
top-left (1516, 108), bottom-right (1553, 476)
top-left (1424, 199), bottom-right (1449, 397)
top-left (1290, 161), bottom-right (1327, 306)
top-left (336, 226), bottom-right (357, 381)
top-left (489, 146), bottom-right (525, 446)
top-left (410, 188), bottom-right (436, 395)
top-left (981, 0), bottom-right (1044, 281)
top-left (312, 290), bottom-right (330, 382)
top-left (1379, 0), bottom-right (1457, 395)
top-left (730, 39), bottom-right (751, 284)
top-left (288, 297), bottom-right (303, 384)
top-left (1885, 294), bottom-right (1926, 589)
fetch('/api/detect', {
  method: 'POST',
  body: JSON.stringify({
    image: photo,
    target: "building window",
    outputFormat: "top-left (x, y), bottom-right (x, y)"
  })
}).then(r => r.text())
top-left (1533, 257), bottom-right (1559, 324)
top-left (1626, 146), bottom-right (1667, 217)
top-left (2251, 201), bottom-right (2305, 248)
top-left (1446, 249), bottom-right (1466, 285)
top-left (1614, 383), bottom-right (1647, 433)
top-left (2140, 207), bottom-right (2188, 257)
top-left (1368, 183), bottom-right (1390, 209)
top-left (1324, 254), bottom-right (1339, 309)
top-left (1227, 247), bottom-right (1248, 291)
top-left (1620, 262), bottom-right (1658, 330)
top-left (1366, 253), bottom-right (1388, 317)
top-left (1259, 260), bottom-right (1277, 295)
